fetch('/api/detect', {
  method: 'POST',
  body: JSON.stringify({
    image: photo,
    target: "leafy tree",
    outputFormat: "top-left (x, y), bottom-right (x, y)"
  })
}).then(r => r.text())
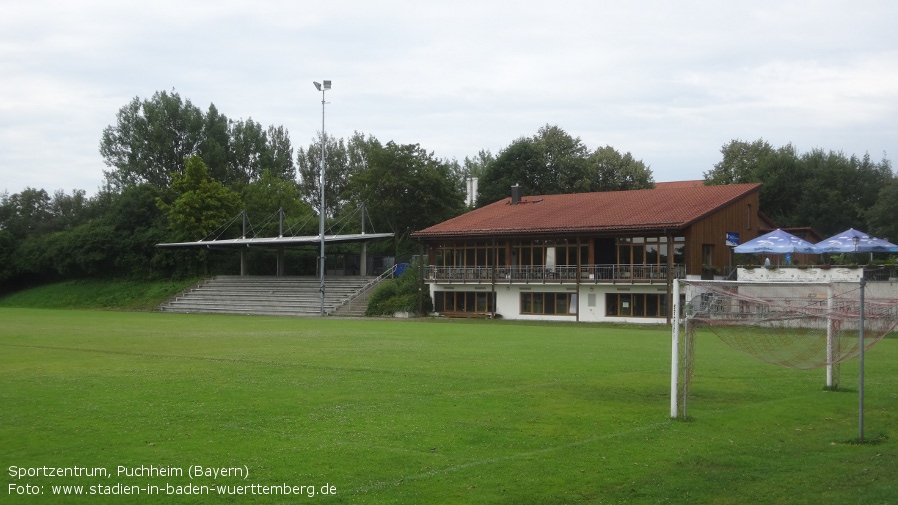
top-left (531, 124), bottom-right (591, 193)
top-left (746, 143), bottom-right (804, 226)
top-left (241, 170), bottom-right (315, 237)
top-left (0, 187), bottom-right (53, 237)
top-left (462, 149), bottom-right (495, 179)
top-left (866, 176), bottom-right (898, 241)
top-left (476, 125), bottom-right (654, 206)
top-left (587, 146), bottom-right (654, 191)
top-left (100, 90), bottom-right (205, 189)
top-left (297, 132), bottom-right (375, 218)
top-left (227, 117), bottom-right (269, 187)
top-left (791, 150), bottom-right (892, 235)
top-left (265, 125), bottom-right (296, 182)
top-left (703, 139), bottom-right (776, 184)
top-left (105, 184), bottom-right (171, 278)
top-left (101, 91), bottom-right (295, 191)
top-left (351, 141), bottom-right (466, 251)
top-left (198, 103), bottom-right (231, 183)
top-left (706, 139), bottom-right (894, 236)
top-left (157, 155), bottom-right (242, 242)
top-left (476, 138), bottom-right (543, 206)
top-left (0, 230), bottom-right (16, 286)
top-left (49, 189), bottom-right (92, 231)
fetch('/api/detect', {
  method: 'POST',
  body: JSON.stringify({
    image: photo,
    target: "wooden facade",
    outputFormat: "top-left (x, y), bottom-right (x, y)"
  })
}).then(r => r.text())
top-left (412, 182), bottom-right (765, 322)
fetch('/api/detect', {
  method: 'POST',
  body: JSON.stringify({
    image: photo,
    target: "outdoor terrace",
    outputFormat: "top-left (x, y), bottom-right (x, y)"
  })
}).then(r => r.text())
top-left (426, 264), bottom-right (686, 285)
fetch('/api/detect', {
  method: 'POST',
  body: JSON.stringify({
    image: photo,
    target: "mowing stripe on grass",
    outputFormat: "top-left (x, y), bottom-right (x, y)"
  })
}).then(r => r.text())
top-left (350, 421), bottom-right (672, 493)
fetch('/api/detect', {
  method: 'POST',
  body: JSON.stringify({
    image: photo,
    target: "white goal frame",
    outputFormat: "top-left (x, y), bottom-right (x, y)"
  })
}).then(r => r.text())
top-left (670, 279), bottom-right (843, 420)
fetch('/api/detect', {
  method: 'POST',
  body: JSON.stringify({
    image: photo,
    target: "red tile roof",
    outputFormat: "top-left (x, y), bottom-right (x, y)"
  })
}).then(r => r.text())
top-left (653, 180), bottom-right (706, 189)
top-left (412, 182), bottom-right (762, 239)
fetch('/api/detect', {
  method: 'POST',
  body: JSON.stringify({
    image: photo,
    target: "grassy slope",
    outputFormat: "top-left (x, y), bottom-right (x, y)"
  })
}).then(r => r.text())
top-left (1, 310), bottom-right (896, 504)
top-left (0, 279), bottom-right (200, 311)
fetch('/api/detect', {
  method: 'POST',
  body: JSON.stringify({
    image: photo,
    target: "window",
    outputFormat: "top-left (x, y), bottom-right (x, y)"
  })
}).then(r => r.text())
top-left (436, 241), bottom-right (496, 268)
top-left (702, 244), bottom-right (714, 267)
top-left (512, 239), bottom-right (578, 267)
top-left (606, 293), bottom-right (668, 318)
top-left (617, 236), bottom-right (685, 267)
top-left (520, 292), bottom-right (577, 315)
top-left (435, 291), bottom-right (496, 313)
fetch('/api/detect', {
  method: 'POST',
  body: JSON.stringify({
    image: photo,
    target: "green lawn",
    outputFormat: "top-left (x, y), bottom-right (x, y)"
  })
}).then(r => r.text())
top-left (1, 309), bottom-right (896, 504)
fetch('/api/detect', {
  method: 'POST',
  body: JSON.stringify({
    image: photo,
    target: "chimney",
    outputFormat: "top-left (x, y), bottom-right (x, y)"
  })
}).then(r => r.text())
top-left (511, 184), bottom-right (522, 205)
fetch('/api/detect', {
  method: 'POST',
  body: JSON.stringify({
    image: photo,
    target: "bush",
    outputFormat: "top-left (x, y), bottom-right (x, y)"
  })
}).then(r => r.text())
top-left (365, 262), bottom-right (433, 316)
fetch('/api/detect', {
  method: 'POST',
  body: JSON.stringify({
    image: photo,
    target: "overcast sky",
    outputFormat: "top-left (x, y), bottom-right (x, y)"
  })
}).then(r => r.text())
top-left (2, 0), bottom-right (897, 196)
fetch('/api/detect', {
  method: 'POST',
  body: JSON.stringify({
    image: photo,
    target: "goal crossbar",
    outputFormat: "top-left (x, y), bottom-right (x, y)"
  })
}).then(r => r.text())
top-left (671, 278), bottom-right (895, 420)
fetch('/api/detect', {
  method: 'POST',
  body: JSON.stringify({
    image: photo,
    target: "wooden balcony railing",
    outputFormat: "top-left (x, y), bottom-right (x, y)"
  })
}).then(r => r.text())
top-left (425, 264), bottom-right (685, 284)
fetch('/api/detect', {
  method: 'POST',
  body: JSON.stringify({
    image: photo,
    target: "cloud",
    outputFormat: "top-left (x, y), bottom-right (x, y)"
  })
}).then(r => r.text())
top-left (2, 0), bottom-right (897, 194)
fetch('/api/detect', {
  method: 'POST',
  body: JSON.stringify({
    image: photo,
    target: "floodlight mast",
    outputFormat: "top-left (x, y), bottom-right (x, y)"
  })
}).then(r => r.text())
top-left (314, 80), bottom-right (331, 316)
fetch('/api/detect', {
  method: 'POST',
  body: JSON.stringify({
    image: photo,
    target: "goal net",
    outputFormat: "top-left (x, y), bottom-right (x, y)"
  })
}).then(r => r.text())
top-left (671, 279), bottom-right (898, 419)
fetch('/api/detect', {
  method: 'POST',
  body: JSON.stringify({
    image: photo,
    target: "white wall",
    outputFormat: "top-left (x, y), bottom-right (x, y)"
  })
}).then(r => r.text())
top-left (430, 283), bottom-right (669, 324)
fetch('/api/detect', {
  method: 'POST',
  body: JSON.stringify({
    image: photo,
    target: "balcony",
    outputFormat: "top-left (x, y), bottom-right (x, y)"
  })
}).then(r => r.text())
top-left (426, 264), bottom-right (685, 285)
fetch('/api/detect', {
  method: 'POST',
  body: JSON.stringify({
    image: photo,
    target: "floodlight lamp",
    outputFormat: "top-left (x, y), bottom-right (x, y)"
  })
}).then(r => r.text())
top-left (323, 80), bottom-right (332, 90)
top-left (313, 81), bottom-right (322, 91)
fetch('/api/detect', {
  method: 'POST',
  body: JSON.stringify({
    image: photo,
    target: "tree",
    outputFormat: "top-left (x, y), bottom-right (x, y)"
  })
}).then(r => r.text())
top-left (706, 139), bottom-right (895, 236)
top-left (750, 144), bottom-right (804, 226)
top-left (297, 132), bottom-right (365, 218)
top-left (351, 142), bottom-right (465, 250)
top-left (0, 187), bottom-right (53, 237)
top-left (227, 117), bottom-right (269, 187)
top-left (476, 138), bottom-right (543, 206)
top-left (105, 184), bottom-right (170, 278)
top-left (866, 175), bottom-right (898, 241)
top-left (791, 150), bottom-right (892, 235)
top-left (101, 91), bottom-right (295, 191)
top-left (703, 139), bottom-right (776, 184)
top-left (198, 104), bottom-right (231, 183)
top-left (157, 155), bottom-right (242, 242)
top-left (587, 146), bottom-right (654, 191)
top-left (531, 124), bottom-right (591, 193)
top-left (100, 90), bottom-right (205, 189)
top-left (266, 125), bottom-right (296, 182)
top-left (476, 125), bottom-right (654, 206)
top-left (241, 170), bottom-right (315, 237)
top-left (462, 149), bottom-right (495, 179)
top-left (49, 189), bottom-right (92, 231)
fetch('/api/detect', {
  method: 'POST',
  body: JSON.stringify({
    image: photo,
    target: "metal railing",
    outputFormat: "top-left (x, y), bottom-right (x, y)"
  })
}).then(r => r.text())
top-left (425, 264), bottom-right (685, 284)
top-left (337, 263), bottom-right (399, 314)
top-left (863, 265), bottom-right (898, 282)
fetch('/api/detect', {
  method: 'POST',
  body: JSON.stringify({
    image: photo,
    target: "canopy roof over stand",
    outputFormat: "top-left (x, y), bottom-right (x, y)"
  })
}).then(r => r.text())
top-left (157, 232), bottom-right (395, 277)
top-left (156, 232), bottom-right (394, 249)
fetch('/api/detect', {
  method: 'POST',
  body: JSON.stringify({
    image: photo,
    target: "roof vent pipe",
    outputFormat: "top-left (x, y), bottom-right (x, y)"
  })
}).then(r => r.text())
top-left (511, 184), bottom-right (522, 205)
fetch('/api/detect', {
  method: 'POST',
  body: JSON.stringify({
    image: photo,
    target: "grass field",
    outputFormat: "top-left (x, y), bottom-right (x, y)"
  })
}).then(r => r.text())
top-left (1, 308), bottom-right (896, 504)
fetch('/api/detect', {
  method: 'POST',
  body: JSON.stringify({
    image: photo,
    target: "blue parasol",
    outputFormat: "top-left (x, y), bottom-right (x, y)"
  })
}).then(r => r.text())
top-left (815, 228), bottom-right (898, 254)
top-left (733, 228), bottom-right (819, 255)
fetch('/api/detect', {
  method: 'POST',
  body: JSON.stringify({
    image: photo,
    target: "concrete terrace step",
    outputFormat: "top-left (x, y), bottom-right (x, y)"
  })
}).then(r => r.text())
top-left (158, 275), bottom-right (382, 317)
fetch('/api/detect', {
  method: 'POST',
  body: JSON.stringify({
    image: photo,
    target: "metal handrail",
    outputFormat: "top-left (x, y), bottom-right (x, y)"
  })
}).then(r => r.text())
top-left (338, 264), bottom-right (400, 313)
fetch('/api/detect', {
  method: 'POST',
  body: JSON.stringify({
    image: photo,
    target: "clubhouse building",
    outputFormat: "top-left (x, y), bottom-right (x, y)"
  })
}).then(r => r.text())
top-left (411, 181), bottom-right (764, 323)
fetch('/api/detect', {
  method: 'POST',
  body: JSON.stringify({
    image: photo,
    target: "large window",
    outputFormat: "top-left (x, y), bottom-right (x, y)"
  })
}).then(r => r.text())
top-left (616, 236), bottom-right (685, 266)
top-left (513, 239), bottom-right (580, 267)
top-left (520, 292), bottom-right (577, 315)
top-left (606, 293), bottom-right (667, 318)
top-left (435, 241), bottom-right (496, 268)
top-left (435, 291), bottom-right (496, 313)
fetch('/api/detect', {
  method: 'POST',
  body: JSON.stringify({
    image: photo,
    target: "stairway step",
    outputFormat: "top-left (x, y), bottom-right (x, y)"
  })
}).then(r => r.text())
top-left (159, 275), bottom-right (384, 317)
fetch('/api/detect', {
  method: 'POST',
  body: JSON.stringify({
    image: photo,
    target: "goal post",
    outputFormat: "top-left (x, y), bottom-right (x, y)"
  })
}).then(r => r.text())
top-left (670, 278), bottom-right (895, 420)
top-left (670, 278), bottom-right (680, 418)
